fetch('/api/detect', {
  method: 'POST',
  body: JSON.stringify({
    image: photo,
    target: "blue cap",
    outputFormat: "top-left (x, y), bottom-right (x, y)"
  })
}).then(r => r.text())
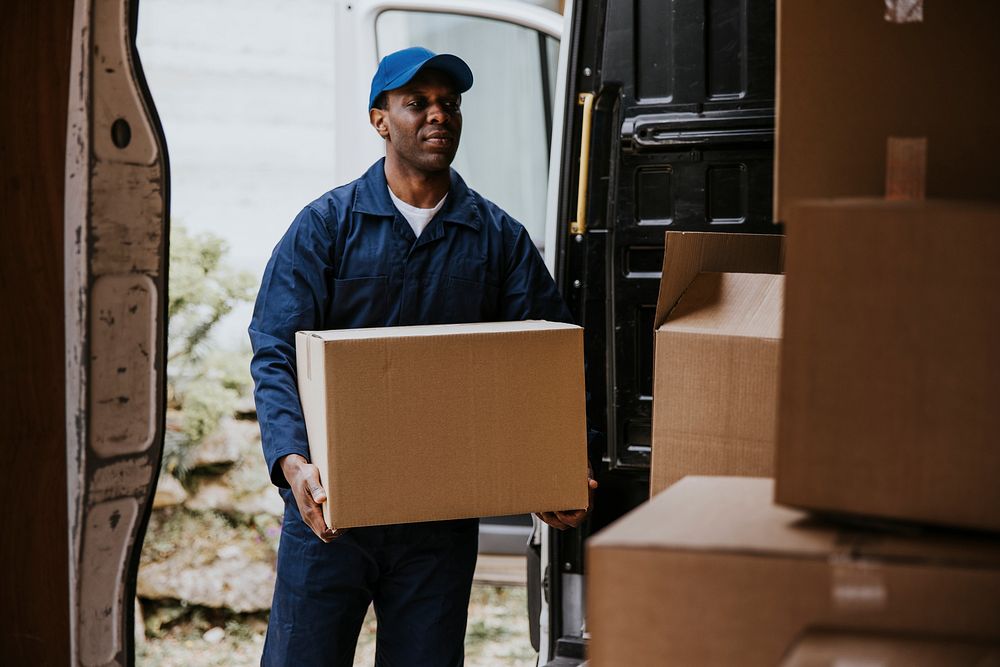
top-left (369, 46), bottom-right (473, 110)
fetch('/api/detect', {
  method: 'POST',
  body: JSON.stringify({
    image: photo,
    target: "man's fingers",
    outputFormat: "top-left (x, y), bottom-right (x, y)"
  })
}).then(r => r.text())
top-left (538, 509), bottom-right (591, 530)
top-left (309, 484), bottom-right (327, 504)
top-left (536, 511), bottom-right (570, 531)
top-left (296, 466), bottom-right (326, 505)
top-left (287, 464), bottom-right (335, 542)
top-left (317, 527), bottom-right (349, 542)
top-left (555, 509), bottom-right (586, 528)
top-left (313, 524), bottom-right (334, 543)
top-left (302, 505), bottom-right (334, 542)
top-left (588, 478), bottom-right (599, 490)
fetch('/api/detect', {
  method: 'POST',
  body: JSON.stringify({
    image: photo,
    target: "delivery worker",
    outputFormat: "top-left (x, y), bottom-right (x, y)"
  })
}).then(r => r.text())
top-left (249, 46), bottom-right (595, 666)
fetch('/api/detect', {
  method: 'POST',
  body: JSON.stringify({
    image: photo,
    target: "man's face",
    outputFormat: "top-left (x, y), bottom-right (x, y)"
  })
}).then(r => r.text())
top-left (370, 68), bottom-right (463, 173)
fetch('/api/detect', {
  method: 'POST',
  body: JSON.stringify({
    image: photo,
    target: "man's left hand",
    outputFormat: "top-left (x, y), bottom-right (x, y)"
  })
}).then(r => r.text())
top-left (535, 473), bottom-right (598, 531)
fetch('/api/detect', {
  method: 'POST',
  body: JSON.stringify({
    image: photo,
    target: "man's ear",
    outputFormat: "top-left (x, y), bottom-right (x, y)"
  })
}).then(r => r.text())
top-left (369, 108), bottom-right (390, 140)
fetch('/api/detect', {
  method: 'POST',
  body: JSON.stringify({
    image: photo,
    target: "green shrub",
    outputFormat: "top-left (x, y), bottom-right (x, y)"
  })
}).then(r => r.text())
top-left (165, 224), bottom-right (255, 478)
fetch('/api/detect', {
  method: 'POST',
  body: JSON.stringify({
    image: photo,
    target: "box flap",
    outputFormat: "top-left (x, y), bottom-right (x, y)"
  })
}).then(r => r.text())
top-left (590, 477), bottom-right (1000, 569)
top-left (299, 319), bottom-right (579, 342)
top-left (655, 232), bottom-right (784, 329)
top-left (663, 272), bottom-right (784, 339)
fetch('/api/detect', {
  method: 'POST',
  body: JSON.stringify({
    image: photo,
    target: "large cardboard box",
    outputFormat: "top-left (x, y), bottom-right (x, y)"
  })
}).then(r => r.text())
top-left (587, 477), bottom-right (1000, 667)
top-left (780, 630), bottom-right (1000, 667)
top-left (775, 1), bottom-right (1000, 218)
top-left (295, 320), bottom-right (589, 529)
top-left (777, 199), bottom-right (1000, 532)
top-left (650, 231), bottom-right (784, 495)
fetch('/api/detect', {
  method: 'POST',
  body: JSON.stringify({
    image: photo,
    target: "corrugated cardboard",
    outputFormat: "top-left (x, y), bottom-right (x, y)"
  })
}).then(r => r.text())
top-left (777, 199), bottom-right (1000, 532)
top-left (781, 630), bottom-right (1000, 667)
top-left (295, 320), bottom-right (589, 529)
top-left (774, 1), bottom-right (1000, 219)
top-left (587, 477), bottom-right (1000, 667)
top-left (650, 231), bottom-right (784, 495)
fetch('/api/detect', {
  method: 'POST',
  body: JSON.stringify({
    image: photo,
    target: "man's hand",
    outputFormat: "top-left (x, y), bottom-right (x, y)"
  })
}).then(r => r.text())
top-left (535, 472), bottom-right (599, 531)
top-left (279, 454), bottom-right (341, 543)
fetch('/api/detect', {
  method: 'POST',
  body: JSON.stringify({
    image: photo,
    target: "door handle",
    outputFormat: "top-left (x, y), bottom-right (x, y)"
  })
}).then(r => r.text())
top-left (570, 92), bottom-right (595, 235)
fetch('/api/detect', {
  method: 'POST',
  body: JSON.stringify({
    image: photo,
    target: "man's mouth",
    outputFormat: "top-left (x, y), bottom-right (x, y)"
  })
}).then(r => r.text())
top-left (424, 132), bottom-right (454, 147)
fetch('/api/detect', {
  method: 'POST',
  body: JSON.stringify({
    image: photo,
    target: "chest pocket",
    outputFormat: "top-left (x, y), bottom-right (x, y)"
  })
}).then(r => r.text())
top-left (437, 254), bottom-right (500, 323)
top-left (440, 275), bottom-right (499, 323)
top-left (329, 275), bottom-right (388, 329)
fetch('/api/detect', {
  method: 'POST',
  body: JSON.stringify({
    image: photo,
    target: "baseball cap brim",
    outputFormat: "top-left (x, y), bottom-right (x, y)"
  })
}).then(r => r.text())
top-left (369, 53), bottom-right (473, 110)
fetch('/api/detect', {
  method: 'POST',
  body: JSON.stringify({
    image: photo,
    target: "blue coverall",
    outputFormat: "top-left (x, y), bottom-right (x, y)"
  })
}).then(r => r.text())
top-left (249, 158), bottom-right (573, 666)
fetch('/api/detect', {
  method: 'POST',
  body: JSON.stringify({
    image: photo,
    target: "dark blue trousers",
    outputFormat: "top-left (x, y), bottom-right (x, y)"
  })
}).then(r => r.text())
top-left (262, 498), bottom-right (479, 667)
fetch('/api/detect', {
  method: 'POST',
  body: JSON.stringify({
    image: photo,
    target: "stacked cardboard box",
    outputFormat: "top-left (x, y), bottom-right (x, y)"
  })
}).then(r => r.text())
top-left (772, 0), bottom-right (1000, 531)
top-left (587, 477), bottom-right (1000, 666)
top-left (589, 2), bottom-right (1000, 664)
top-left (776, 200), bottom-right (1000, 531)
top-left (649, 231), bottom-right (783, 495)
top-left (295, 320), bottom-right (589, 529)
top-left (774, 0), bottom-right (1000, 218)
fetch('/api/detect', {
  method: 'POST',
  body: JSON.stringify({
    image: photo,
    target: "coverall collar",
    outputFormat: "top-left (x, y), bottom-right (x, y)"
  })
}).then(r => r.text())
top-left (353, 158), bottom-right (482, 231)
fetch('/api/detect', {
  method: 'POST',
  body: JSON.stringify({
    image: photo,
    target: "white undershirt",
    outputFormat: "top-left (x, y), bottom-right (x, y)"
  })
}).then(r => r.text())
top-left (388, 187), bottom-right (448, 239)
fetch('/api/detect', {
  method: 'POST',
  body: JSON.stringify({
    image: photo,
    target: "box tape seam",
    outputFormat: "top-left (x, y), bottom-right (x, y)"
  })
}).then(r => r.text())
top-left (830, 542), bottom-right (887, 612)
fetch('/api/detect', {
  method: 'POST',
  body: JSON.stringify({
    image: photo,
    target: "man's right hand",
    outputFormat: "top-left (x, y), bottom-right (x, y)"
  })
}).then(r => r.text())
top-left (279, 454), bottom-right (339, 543)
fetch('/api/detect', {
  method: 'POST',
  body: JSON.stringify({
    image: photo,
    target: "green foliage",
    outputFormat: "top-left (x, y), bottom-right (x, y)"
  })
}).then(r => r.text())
top-left (165, 224), bottom-right (256, 478)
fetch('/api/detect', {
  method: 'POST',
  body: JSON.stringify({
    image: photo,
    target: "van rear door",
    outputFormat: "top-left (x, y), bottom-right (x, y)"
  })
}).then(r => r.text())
top-left (540, 0), bottom-right (777, 662)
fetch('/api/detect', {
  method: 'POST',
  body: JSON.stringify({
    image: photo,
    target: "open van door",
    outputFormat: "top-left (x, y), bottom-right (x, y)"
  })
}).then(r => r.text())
top-left (64, 0), bottom-right (170, 664)
top-left (540, 1), bottom-right (777, 663)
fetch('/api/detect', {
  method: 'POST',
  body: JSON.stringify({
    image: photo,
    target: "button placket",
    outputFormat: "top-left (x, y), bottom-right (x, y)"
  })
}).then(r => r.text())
top-left (394, 212), bottom-right (416, 325)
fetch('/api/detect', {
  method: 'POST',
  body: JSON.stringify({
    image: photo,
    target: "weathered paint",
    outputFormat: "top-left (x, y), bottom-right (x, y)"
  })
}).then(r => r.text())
top-left (90, 274), bottom-right (156, 457)
top-left (79, 498), bottom-right (138, 667)
top-left (65, 0), bottom-right (169, 663)
top-left (89, 459), bottom-right (156, 505)
top-left (91, 0), bottom-right (157, 165)
top-left (91, 160), bottom-right (164, 276)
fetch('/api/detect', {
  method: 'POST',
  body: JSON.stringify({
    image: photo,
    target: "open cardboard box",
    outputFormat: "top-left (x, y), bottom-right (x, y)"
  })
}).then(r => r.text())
top-left (649, 231), bottom-right (784, 495)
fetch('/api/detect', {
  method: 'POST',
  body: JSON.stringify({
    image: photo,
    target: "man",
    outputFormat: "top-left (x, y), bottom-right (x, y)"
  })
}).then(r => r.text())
top-left (249, 46), bottom-right (595, 666)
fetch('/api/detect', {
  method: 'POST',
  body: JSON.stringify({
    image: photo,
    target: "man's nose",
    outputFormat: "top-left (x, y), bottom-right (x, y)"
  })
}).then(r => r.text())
top-left (427, 103), bottom-right (451, 124)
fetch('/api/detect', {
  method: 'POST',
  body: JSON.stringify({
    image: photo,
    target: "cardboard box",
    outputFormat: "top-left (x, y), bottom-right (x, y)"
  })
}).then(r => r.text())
top-left (780, 630), bottom-right (1000, 667)
top-left (777, 199), bottom-right (1000, 532)
top-left (295, 320), bottom-right (589, 529)
top-left (587, 477), bottom-right (1000, 667)
top-left (650, 231), bottom-right (784, 495)
top-left (775, 1), bottom-right (1000, 218)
